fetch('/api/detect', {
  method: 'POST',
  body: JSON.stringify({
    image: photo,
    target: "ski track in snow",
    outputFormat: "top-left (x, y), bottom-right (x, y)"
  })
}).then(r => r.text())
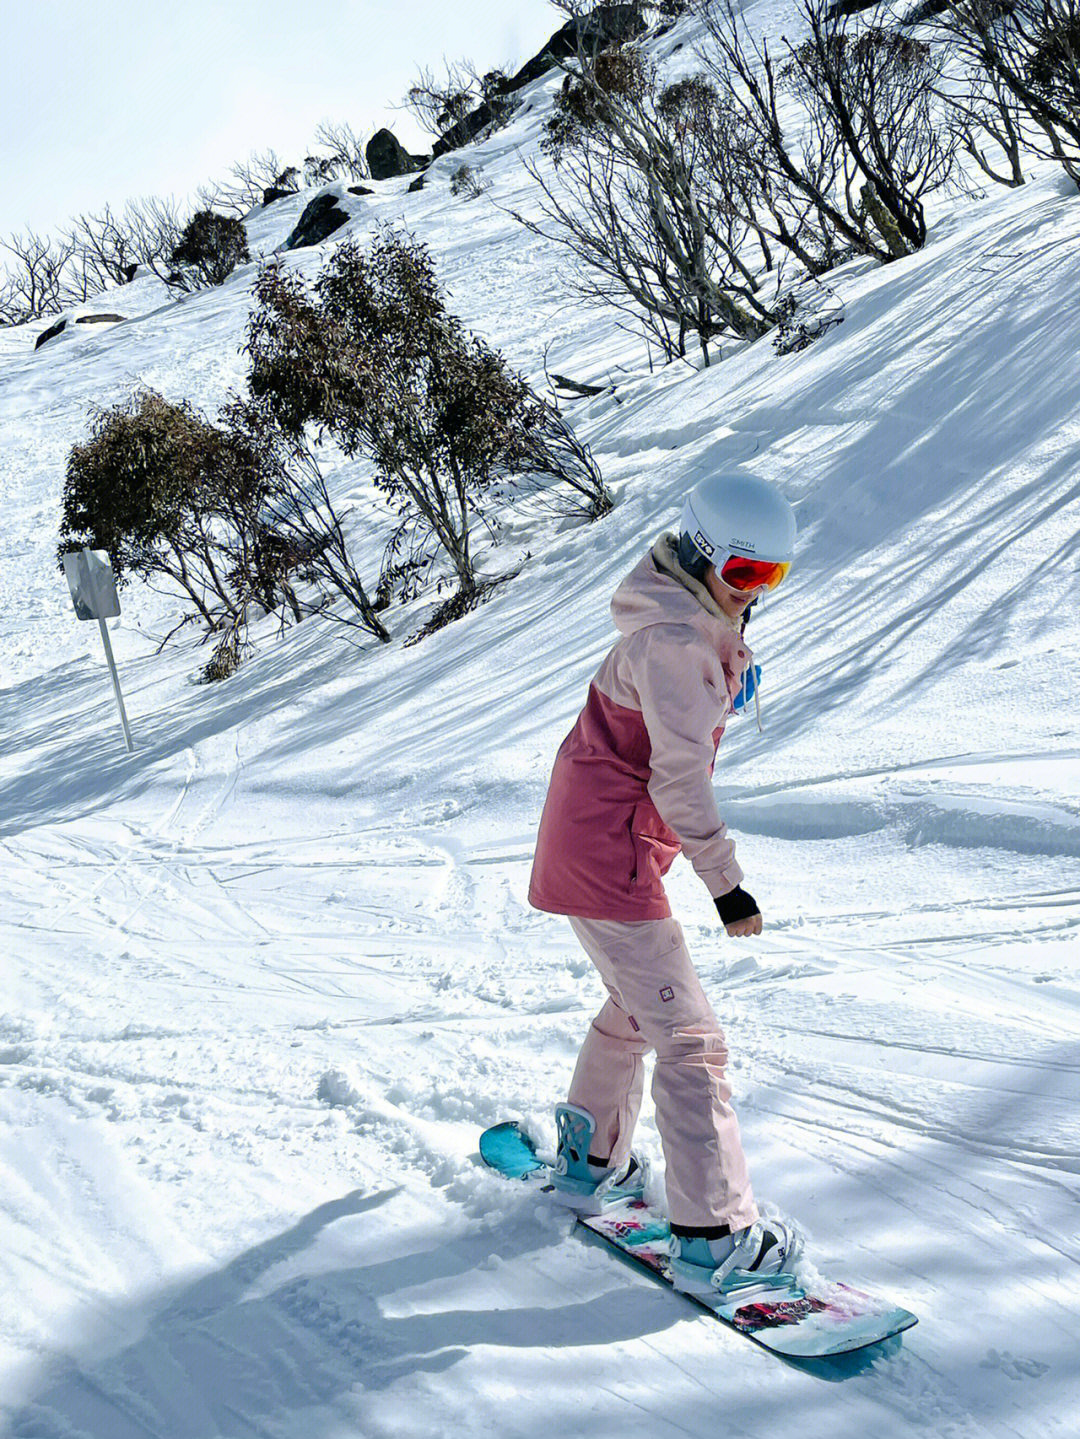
top-left (3, 3), bottom-right (1080, 1435)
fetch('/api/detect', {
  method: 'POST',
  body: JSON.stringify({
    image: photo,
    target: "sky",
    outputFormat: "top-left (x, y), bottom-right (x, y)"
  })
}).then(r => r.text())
top-left (1, 0), bottom-right (560, 240)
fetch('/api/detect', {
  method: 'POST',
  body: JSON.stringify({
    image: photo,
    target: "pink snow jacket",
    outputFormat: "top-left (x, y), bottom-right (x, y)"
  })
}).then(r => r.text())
top-left (529, 535), bottom-right (752, 922)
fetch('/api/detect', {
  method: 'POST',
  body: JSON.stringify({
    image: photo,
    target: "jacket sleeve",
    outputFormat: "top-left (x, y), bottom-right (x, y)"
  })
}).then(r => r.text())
top-left (627, 623), bottom-right (744, 898)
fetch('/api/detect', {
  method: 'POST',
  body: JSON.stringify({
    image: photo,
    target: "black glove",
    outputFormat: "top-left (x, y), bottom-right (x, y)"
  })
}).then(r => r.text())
top-left (714, 885), bottom-right (760, 927)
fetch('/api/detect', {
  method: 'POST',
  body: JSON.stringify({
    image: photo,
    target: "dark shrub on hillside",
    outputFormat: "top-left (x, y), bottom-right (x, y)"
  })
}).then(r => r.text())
top-left (58, 388), bottom-right (387, 680)
top-left (247, 228), bottom-right (540, 599)
top-left (449, 163), bottom-right (490, 198)
top-left (59, 390), bottom-right (237, 627)
top-left (246, 227), bottom-right (610, 608)
top-left (59, 385), bottom-right (391, 673)
top-left (168, 210), bottom-right (249, 291)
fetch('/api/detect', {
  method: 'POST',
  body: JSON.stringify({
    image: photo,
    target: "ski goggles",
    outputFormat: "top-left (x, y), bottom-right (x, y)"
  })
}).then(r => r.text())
top-left (717, 552), bottom-right (791, 593)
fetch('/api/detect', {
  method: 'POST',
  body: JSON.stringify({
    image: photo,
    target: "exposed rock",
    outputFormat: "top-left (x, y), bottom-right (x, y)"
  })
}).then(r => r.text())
top-left (512, 2), bottom-right (646, 86)
top-left (433, 95), bottom-right (519, 160)
top-left (433, 3), bottom-right (648, 158)
top-left (347, 185), bottom-right (375, 196)
top-left (407, 173), bottom-right (427, 193)
top-left (283, 191), bottom-right (350, 250)
top-left (34, 313), bottom-right (127, 350)
top-left (34, 320), bottom-right (66, 350)
top-left (366, 128), bottom-right (426, 180)
top-left (262, 185), bottom-right (298, 207)
top-left (550, 372), bottom-right (607, 398)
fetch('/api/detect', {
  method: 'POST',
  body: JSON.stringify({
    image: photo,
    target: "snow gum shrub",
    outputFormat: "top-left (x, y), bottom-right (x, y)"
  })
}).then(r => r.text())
top-left (60, 391), bottom-right (231, 629)
top-left (779, 17), bottom-right (955, 256)
top-left (167, 210), bottom-right (249, 292)
top-left (934, 0), bottom-right (1080, 189)
top-left (246, 228), bottom-right (610, 627)
top-left (219, 396), bottom-right (391, 644)
top-left (450, 163), bottom-right (491, 199)
top-left (693, 0), bottom-right (956, 270)
top-left (58, 390), bottom-right (326, 680)
top-left (521, 38), bottom-right (777, 367)
top-left (1025, 7), bottom-right (1080, 103)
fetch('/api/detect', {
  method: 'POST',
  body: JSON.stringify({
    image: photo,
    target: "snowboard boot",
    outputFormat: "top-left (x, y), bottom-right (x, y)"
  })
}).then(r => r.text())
top-left (669, 1219), bottom-right (803, 1300)
top-left (548, 1102), bottom-right (647, 1215)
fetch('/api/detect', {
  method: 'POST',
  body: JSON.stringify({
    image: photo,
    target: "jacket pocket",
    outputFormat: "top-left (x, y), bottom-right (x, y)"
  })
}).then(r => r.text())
top-left (630, 800), bottom-right (680, 889)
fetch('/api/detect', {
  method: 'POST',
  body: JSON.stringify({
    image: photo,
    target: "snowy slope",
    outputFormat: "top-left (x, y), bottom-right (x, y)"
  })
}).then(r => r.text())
top-left (2, 5), bottom-right (1079, 1436)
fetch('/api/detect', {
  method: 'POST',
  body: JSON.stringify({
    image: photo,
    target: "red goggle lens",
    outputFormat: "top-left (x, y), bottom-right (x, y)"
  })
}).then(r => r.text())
top-left (719, 556), bottom-right (791, 592)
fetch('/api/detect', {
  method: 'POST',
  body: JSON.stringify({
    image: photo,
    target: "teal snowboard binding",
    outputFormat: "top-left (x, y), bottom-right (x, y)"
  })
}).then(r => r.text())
top-left (548, 1102), bottom-right (647, 1215)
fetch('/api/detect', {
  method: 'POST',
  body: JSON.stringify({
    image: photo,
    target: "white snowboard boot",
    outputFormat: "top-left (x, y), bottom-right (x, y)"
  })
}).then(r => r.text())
top-left (670, 1219), bottom-right (803, 1299)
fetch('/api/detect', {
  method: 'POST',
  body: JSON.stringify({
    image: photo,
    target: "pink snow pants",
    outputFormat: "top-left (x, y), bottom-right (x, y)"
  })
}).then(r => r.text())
top-left (567, 915), bottom-right (759, 1232)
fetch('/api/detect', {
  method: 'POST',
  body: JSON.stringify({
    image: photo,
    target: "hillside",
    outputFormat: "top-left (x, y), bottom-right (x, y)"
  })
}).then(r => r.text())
top-left (2, 4), bottom-right (1079, 1436)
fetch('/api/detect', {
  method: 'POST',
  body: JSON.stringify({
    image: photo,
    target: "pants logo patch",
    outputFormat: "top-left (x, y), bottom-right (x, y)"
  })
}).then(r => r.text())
top-left (659, 986), bottom-right (675, 1002)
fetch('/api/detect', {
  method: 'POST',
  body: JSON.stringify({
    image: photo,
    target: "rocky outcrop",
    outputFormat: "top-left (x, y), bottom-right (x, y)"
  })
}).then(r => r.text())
top-left (35, 313), bottom-right (126, 350)
top-left (34, 320), bottom-right (66, 350)
top-left (433, 3), bottom-right (648, 158)
top-left (283, 191), bottom-right (350, 250)
top-left (366, 129), bottom-right (427, 180)
top-left (262, 184), bottom-right (298, 207)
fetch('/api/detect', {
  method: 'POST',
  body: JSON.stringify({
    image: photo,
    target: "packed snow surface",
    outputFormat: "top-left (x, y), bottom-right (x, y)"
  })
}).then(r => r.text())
top-left (2, 4), bottom-right (1079, 1436)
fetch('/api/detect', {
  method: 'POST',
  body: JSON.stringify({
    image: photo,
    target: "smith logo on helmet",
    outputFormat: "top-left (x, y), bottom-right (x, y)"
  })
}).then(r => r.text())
top-left (731, 538), bottom-right (757, 552)
top-left (694, 529), bottom-right (714, 557)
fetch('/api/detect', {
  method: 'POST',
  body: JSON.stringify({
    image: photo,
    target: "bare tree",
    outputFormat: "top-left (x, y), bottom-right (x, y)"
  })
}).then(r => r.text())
top-left (515, 39), bottom-right (777, 366)
top-left (937, 63), bottom-right (1027, 187)
top-left (2, 230), bottom-right (76, 321)
top-left (198, 148), bottom-right (292, 215)
top-left (781, 3), bottom-right (959, 255)
top-left (0, 273), bottom-right (22, 326)
top-left (403, 60), bottom-right (477, 137)
top-left (695, 0), bottom-right (952, 265)
top-left (312, 119), bottom-right (371, 180)
top-left (934, 0), bottom-right (1080, 189)
top-left (122, 195), bottom-right (188, 285)
top-left (693, 75), bottom-right (857, 276)
top-left (64, 204), bottom-right (141, 299)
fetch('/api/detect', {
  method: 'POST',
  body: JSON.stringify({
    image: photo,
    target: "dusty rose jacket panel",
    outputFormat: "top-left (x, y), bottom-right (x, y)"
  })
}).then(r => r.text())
top-left (529, 548), bottom-right (751, 922)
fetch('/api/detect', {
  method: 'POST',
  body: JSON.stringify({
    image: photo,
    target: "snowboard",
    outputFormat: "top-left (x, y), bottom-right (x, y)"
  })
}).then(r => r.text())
top-left (479, 1120), bottom-right (918, 1360)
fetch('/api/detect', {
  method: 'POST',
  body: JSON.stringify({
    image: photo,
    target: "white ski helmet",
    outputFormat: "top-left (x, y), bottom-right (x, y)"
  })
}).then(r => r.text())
top-left (679, 470), bottom-right (796, 570)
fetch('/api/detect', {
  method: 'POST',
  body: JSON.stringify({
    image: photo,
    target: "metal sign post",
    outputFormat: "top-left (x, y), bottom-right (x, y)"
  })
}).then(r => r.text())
top-left (62, 548), bottom-right (134, 752)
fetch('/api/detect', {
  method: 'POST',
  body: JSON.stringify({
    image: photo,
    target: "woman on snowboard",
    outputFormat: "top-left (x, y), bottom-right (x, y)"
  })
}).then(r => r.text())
top-left (528, 470), bottom-right (800, 1297)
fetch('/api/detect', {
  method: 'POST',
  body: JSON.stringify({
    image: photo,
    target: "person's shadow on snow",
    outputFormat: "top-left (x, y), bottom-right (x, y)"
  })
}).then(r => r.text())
top-left (6, 1186), bottom-right (685, 1438)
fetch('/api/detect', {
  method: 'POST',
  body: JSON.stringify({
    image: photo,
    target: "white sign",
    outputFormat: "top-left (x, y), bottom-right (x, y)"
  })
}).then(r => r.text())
top-left (61, 548), bottom-right (133, 751)
top-left (62, 548), bottom-right (121, 620)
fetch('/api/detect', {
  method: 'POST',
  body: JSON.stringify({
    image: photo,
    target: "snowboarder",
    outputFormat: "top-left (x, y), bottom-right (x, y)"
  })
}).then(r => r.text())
top-left (528, 470), bottom-right (801, 1296)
